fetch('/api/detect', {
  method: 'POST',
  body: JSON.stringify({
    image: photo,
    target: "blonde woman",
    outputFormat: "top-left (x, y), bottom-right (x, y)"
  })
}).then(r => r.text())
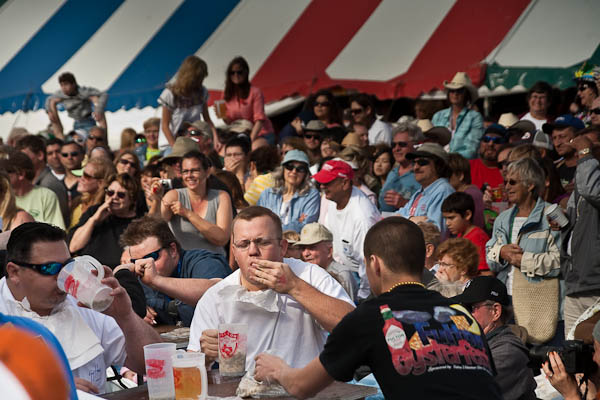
top-left (158, 55), bottom-right (216, 146)
top-left (0, 172), bottom-right (34, 230)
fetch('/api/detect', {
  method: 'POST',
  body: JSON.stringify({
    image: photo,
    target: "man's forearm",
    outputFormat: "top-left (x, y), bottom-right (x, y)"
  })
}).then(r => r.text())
top-left (119, 310), bottom-right (162, 375)
top-left (151, 276), bottom-right (217, 306)
top-left (277, 358), bottom-right (334, 399)
top-left (289, 279), bottom-right (354, 332)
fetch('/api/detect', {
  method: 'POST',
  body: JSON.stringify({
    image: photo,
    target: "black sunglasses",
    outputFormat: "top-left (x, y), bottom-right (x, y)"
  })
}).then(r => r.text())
top-left (314, 101), bottom-right (330, 107)
top-left (482, 135), bottom-right (506, 144)
top-left (414, 158), bottom-right (431, 166)
top-left (119, 159), bottom-right (137, 167)
top-left (591, 107), bottom-right (600, 115)
top-left (230, 70), bottom-right (244, 76)
top-left (105, 188), bottom-right (127, 199)
top-left (10, 259), bottom-right (73, 276)
top-left (505, 179), bottom-right (520, 186)
top-left (448, 88), bottom-right (465, 94)
top-left (578, 83), bottom-right (593, 92)
top-left (130, 248), bottom-right (165, 264)
top-left (392, 141), bottom-right (408, 148)
top-left (284, 163), bottom-right (308, 174)
top-left (83, 171), bottom-right (101, 180)
top-left (304, 133), bottom-right (320, 140)
top-left (350, 108), bottom-right (363, 115)
top-left (61, 151), bottom-right (80, 158)
top-left (88, 135), bottom-right (104, 142)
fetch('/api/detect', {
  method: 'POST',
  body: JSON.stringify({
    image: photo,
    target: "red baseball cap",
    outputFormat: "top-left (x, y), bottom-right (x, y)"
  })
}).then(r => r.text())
top-left (312, 160), bottom-right (354, 184)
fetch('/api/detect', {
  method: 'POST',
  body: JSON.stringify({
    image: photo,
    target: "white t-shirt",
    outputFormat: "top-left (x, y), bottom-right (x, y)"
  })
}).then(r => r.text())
top-left (520, 112), bottom-right (546, 131)
top-left (319, 187), bottom-right (381, 299)
top-left (187, 258), bottom-right (353, 369)
top-left (158, 87), bottom-right (209, 145)
top-left (0, 278), bottom-right (126, 391)
top-left (507, 216), bottom-right (527, 296)
top-left (368, 119), bottom-right (392, 146)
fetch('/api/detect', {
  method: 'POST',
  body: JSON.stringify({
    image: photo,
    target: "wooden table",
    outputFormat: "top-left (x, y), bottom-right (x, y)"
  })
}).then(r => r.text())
top-left (101, 371), bottom-right (377, 400)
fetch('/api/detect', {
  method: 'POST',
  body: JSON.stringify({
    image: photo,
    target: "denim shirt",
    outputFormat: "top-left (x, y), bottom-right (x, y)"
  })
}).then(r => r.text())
top-left (432, 107), bottom-right (484, 159)
top-left (397, 178), bottom-right (454, 231)
top-left (258, 186), bottom-right (320, 232)
top-left (378, 165), bottom-right (421, 212)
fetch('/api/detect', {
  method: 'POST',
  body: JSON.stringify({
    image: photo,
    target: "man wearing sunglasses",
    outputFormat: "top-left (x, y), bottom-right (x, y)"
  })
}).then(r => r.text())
top-left (0, 222), bottom-right (161, 394)
top-left (349, 93), bottom-right (392, 146)
top-left (119, 216), bottom-right (231, 327)
top-left (469, 124), bottom-right (507, 192)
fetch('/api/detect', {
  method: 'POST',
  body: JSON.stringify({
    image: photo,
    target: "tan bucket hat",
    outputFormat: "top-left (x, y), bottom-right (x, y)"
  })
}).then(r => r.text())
top-left (296, 223), bottom-right (333, 246)
top-left (416, 119), bottom-right (451, 146)
top-left (443, 72), bottom-right (478, 103)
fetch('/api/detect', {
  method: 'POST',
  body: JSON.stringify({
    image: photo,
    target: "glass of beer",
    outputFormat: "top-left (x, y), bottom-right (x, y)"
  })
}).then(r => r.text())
top-left (172, 351), bottom-right (208, 400)
top-left (214, 100), bottom-right (227, 119)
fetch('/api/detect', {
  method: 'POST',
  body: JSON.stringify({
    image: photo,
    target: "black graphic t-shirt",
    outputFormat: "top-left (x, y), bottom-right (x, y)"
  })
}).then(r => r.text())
top-left (319, 285), bottom-right (502, 399)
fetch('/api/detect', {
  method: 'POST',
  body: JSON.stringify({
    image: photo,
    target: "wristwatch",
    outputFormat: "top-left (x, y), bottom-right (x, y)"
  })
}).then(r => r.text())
top-left (578, 148), bottom-right (591, 157)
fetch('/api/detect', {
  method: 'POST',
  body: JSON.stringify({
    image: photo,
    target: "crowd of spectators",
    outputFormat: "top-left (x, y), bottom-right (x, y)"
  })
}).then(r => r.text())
top-left (2, 56), bottom-right (600, 399)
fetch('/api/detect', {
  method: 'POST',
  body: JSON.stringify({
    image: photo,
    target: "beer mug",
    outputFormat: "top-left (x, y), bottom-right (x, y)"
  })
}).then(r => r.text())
top-left (56, 255), bottom-right (113, 312)
top-left (218, 323), bottom-right (247, 376)
top-left (172, 351), bottom-right (208, 400)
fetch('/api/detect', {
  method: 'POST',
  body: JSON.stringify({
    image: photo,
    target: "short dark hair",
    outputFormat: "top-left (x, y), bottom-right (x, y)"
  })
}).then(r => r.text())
top-left (181, 150), bottom-right (211, 170)
top-left (46, 138), bottom-right (64, 149)
top-left (441, 192), bottom-right (475, 220)
top-left (58, 72), bottom-right (76, 85)
top-left (9, 152), bottom-right (35, 181)
top-left (7, 222), bottom-right (66, 263)
top-left (120, 216), bottom-right (181, 253)
top-left (232, 206), bottom-right (282, 241)
top-left (225, 135), bottom-right (251, 155)
top-left (527, 81), bottom-right (552, 100)
top-left (349, 93), bottom-right (376, 116)
top-left (432, 156), bottom-right (452, 179)
top-left (364, 217), bottom-right (425, 276)
top-left (447, 153), bottom-right (471, 184)
top-left (61, 141), bottom-right (83, 154)
top-left (249, 145), bottom-right (280, 174)
top-left (105, 173), bottom-right (140, 210)
top-left (16, 135), bottom-right (46, 155)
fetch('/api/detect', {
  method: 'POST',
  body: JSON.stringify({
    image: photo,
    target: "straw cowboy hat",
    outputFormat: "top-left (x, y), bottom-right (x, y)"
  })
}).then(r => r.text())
top-left (443, 72), bottom-right (479, 103)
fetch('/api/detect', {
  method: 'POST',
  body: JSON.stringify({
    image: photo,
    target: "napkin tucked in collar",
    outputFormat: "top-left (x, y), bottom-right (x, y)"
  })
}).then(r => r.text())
top-left (0, 280), bottom-right (104, 370)
top-left (218, 285), bottom-right (281, 313)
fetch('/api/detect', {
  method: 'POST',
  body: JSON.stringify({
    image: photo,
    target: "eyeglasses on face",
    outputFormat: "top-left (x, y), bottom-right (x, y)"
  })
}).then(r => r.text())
top-left (105, 188), bottom-right (127, 199)
top-left (233, 237), bottom-right (281, 250)
top-left (119, 159), bottom-right (137, 168)
top-left (505, 179), bottom-right (521, 186)
top-left (61, 151), bottom-right (80, 158)
top-left (88, 135), bottom-right (104, 142)
top-left (481, 135), bottom-right (506, 144)
top-left (303, 133), bottom-right (320, 140)
top-left (470, 302), bottom-right (495, 313)
top-left (130, 248), bottom-right (165, 264)
top-left (591, 107), bottom-right (600, 115)
top-left (392, 141), bottom-right (408, 148)
top-left (284, 163), bottom-right (308, 174)
top-left (314, 101), bottom-right (330, 107)
top-left (9, 259), bottom-right (73, 276)
top-left (437, 261), bottom-right (457, 269)
top-left (414, 158), bottom-right (431, 167)
top-left (82, 171), bottom-right (102, 180)
top-left (188, 129), bottom-right (208, 137)
top-left (578, 83), bottom-right (593, 92)
top-left (447, 88), bottom-right (465, 94)
top-left (135, 137), bottom-right (147, 144)
top-left (350, 108), bottom-right (364, 115)
top-left (230, 70), bottom-right (245, 76)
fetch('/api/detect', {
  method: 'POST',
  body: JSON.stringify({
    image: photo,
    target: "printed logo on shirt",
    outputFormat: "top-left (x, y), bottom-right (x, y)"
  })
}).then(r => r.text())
top-left (380, 304), bottom-right (492, 377)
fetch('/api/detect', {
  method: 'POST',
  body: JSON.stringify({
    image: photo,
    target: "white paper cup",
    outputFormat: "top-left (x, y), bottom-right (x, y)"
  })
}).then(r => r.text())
top-left (144, 343), bottom-right (176, 400)
top-left (218, 323), bottom-right (247, 376)
top-left (56, 256), bottom-right (113, 312)
top-left (545, 204), bottom-right (569, 228)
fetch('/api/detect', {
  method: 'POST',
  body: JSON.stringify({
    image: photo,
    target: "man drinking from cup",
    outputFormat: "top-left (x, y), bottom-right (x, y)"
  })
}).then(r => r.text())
top-left (187, 206), bottom-right (355, 370)
top-left (0, 222), bottom-right (162, 394)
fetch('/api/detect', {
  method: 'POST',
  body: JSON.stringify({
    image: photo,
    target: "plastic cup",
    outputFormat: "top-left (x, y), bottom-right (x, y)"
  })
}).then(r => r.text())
top-left (56, 255), bottom-right (113, 312)
top-left (218, 323), bottom-right (247, 376)
top-left (144, 343), bottom-right (176, 400)
top-left (545, 204), bottom-right (569, 228)
top-left (214, 100), bottom-right (227, 119)
top-left (172, 351), bottom-right (208, 400)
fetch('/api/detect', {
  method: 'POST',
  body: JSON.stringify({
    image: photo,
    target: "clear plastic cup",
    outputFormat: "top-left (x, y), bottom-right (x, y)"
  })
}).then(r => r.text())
top-left (56, 255), bottom-right (113, 312)
top-left (218, 323), bottom-right (247, 376)
top-left (144, 343), bottom-right (176, 400)
top-left (172, 351), bottom-right (207, 400)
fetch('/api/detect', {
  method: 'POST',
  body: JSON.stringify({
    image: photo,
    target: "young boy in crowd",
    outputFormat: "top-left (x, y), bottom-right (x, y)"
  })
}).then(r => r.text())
top-left (442, 192), bottom-right (492, 275)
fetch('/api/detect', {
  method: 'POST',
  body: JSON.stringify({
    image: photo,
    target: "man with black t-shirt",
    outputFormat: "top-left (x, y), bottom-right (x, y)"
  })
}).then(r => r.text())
top-left (255, 217), bottom-right (502, 399)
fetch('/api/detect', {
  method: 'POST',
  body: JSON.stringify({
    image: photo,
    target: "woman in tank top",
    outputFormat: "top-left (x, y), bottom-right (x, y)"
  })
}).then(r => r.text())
top-left (160, 150), bottom-right (232, 255)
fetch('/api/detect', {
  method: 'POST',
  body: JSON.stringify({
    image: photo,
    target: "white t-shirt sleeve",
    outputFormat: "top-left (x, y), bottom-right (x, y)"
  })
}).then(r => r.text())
top-left (157, 88), bottom-right (174, 109)
top-left (188, 285), bottom-right (221, 352)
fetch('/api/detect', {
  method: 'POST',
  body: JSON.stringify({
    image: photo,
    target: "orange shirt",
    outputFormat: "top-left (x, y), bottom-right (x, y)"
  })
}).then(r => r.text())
top-left (223, 86), bottom-right (274, 136)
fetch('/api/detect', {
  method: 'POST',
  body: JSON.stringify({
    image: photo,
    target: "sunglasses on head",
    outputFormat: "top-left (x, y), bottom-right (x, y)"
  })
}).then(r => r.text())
top-left (591, 107), bottom-right (600, 115)
top-left (105, 188), bottom-right (127, 199)
top-left (284, 163), bottom-right (308, 174)
top-left (350, 108), bottom-right (364, 115)
top-left (304, 133), bottom-right (320, 140)
top-left (61, 151), bottom-right (80, 158)
top-left (482, 135), bottom-right (506, 144)
top-left (130, 248), bottom-right (165, 264)
top-left (392, 141), bottom-right (408, 148)
top-left (414, 158), bottom-right (431, 166)
top-left (10, 259), bottom-right (73, 276)
top-left (314, 101), bottom-right (330, 107)
top-left (119, 159), bottom-right (137, 167)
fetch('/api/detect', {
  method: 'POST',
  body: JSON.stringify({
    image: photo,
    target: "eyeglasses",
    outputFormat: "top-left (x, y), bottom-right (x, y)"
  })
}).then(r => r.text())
top-left (505, 179), bottom-right (521, 186)
top-left (233, 237), bottom-right (281, 250)
top-left (135, 137), bottom-right (147, 144)
top-left (119, 159), bottom-right (137, 168)
top-left (497, 160), bottom-right (508, 169)
top-left (61, 151), bottom-right (80, 158)
top-left (438, 261), bottom-right (457, 269)
top-left (303, 133), bottom-right (320, 140)
top-left (447, 88), bottom-right (465, 94)
top-left (392, 141), bottom-right (408, 148)
top-left (188, 129), bottom-right (207, 137)
top-left (314, 101), bottom-right (330, 107)
top-left (470, 302), bottom-right (495, 313)
top-left (350, 108), bottom-right (364, 115)
top-left (230, 70), bottom-right (244, 76)
top-left (88, 135), bottom-right (104, 142)
top-left (414, 158), bottom-right (431, 166)
top-left (130, 248), bottom-right (165, 264)
top-left (105, 188), bottom-right (127, 199)
top-left (182, 168), bottom-right (203, 175)
top-left (481, 135), bottom-right (506, 144)
top-left (578, 83), bottom-right (593, 92)
top-left (284, 163), bottom-right (308, 174)
top-left (82, 171), bottom-right (101, 180)
top-left (9, 259), bottom-right (73, 276)
top-left (591, 107), bottom-right (600, 115)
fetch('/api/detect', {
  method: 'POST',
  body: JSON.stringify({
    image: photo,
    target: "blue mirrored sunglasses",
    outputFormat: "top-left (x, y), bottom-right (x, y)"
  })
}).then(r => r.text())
top-left (10, 259), bottom-right (73, 276)
top-left (130, 248), bottom-right (164, 264)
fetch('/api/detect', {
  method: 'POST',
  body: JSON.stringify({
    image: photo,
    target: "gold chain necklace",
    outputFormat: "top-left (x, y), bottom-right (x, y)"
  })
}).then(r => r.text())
top-left (387, 281), bottom-right (425, 293)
